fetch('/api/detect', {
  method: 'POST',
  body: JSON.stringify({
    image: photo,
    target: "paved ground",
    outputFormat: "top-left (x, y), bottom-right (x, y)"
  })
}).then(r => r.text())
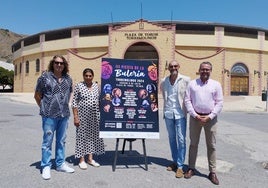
top-left (0, 93), bottom-right (268, 188)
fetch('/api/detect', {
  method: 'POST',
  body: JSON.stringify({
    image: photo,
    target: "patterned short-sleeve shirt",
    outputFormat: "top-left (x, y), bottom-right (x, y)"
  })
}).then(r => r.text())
top-left (35, 71), bottom-right (73, 118)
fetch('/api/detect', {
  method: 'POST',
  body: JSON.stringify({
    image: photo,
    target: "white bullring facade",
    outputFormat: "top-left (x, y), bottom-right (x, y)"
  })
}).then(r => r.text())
top-left (12, 19), bottom-right (268, 96)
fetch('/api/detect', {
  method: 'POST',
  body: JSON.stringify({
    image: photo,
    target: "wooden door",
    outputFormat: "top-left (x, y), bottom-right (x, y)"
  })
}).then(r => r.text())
top-left (230, 76), bottom-right (249, 95)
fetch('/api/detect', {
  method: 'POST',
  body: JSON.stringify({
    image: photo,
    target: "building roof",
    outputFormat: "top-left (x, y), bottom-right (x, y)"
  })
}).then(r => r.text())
top-left (12, 19), bottom-right (268, 52)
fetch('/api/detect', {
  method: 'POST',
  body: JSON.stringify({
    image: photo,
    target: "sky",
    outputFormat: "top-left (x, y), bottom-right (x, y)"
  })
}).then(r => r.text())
top-left (1, 0), bottom-right (268, 35)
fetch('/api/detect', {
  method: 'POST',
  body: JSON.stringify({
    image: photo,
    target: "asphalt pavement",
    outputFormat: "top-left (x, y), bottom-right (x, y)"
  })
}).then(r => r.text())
top-left (0, 93), bottom-right (268, 188)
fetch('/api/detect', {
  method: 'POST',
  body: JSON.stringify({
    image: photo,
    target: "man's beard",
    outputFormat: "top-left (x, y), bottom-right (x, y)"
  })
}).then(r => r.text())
top-left (171, 70), bottom-right (178, 76)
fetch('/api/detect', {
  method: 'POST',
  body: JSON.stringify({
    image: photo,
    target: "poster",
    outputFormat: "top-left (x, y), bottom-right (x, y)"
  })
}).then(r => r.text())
top-left (99, 58), bottom-right (159, 139)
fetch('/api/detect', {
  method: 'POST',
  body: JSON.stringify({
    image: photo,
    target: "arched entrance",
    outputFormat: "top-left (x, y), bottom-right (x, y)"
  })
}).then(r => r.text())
top-left (230, 63), bottom-right (249, 95)
top-left (124, 42), bottom-right (159, 64)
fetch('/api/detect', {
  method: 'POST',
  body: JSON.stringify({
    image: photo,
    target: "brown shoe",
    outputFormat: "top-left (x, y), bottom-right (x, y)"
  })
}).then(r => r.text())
top-left (184, 168), bottom-right (194, 179)
top-left (175, 168), bottom-right (184, 178)
top-left (167, 163), bottom-right (177, 171)
top-left (208, 172), bottom-right (219, 185)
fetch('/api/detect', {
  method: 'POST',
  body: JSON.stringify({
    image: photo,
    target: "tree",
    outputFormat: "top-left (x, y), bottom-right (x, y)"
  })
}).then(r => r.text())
top-left (0, 67), bottom-right (14, 91)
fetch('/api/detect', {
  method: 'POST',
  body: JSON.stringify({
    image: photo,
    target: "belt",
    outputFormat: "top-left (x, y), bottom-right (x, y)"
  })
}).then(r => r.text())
top-left (196, 112), bottom-right (210, 116)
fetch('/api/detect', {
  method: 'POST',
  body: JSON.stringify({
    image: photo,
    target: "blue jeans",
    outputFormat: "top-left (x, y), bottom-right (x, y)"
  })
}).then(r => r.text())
top-left (41, 116), bottom-right (69, 168)
top-left (165, 117), bottom-right (186, 169)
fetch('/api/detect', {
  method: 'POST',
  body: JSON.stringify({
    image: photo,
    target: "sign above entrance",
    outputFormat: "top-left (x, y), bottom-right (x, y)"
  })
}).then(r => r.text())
top-left (124, 32), bottom-right (158, 40)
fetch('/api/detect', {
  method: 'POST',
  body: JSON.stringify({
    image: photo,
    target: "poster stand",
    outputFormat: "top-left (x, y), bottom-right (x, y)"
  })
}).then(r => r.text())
top-left (112, 138), bottom-right (148, 171)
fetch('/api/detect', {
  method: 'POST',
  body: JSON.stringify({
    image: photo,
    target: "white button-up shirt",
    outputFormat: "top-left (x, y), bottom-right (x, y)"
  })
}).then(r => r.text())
top-left (161, 74), bottom-right (190, 120)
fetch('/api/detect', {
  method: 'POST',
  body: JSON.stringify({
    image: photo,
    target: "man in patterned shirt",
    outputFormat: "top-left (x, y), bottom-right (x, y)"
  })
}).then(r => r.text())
top-left (34, 55), bottom-right (74, 180)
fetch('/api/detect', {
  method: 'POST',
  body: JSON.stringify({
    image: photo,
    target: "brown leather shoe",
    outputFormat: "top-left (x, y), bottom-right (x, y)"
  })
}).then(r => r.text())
top-left (167, 163), bottom-right (177, 171)
top-left (208, 172), bottom-right (219, 185)
top-left (184, 169), bottom-right (194, 179)
top-left (175, 168), bottom-right (184, 178)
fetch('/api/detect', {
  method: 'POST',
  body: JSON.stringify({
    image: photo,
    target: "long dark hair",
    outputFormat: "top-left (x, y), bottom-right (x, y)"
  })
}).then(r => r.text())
top-left (48, 55), bottom-right (69, 75)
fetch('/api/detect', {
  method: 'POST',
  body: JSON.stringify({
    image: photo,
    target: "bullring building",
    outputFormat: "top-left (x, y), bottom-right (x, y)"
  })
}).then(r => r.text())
top-left (12, 19), bottom-right (268, 96)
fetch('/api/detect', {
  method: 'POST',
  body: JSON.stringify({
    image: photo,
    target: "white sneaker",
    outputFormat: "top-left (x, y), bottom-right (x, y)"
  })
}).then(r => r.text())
top-left (42, 166), bottom-right (51, 180)
top-left (88, 160), bottom-right (100, 167)
top-left (56, 163), bottom-right (75, 173)
top-left (78, 161), bottom-right (87, 170)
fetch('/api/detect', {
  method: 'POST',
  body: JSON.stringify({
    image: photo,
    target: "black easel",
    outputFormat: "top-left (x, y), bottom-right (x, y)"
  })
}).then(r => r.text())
top-left (112, 138), bottom-right (148, 171)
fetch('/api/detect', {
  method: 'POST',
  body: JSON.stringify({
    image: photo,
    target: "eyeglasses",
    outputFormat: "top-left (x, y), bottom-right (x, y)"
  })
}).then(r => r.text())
top-left (169, 65), bottom-right (178, 68)
top-left (54, 61), bottom-right (64, 65)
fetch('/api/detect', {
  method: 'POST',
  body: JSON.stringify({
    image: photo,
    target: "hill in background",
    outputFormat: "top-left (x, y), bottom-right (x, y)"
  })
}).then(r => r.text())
top-left (0, 29), bottom-right (26, 63)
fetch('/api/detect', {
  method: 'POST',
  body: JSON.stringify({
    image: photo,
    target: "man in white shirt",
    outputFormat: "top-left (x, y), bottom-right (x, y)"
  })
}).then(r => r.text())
top-left (160, 60), bottom-right (190, 178)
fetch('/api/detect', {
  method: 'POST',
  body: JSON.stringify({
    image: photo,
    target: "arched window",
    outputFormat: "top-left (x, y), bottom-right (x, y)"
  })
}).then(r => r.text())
top-left (36, 59), bottom-right (40, 72)
top-left (19, 62), bottom-right (22, 74)
top-left (25, 61), bottom-right (29, 73)
top-left (231, 62), bottom-right (249, 74)
top-left (15, 65), bottom-right (17, 76)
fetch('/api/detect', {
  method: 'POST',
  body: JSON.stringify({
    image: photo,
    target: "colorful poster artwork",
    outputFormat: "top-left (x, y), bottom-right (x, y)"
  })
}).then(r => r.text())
top-left (100, 58), bottom-right (159, 139)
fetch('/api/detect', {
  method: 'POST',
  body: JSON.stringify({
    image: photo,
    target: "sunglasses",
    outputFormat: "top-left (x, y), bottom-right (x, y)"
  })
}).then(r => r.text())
top-left (169, 65), bottom-right (178, 68)
top-left (54, 61), bottom-right (64, 65)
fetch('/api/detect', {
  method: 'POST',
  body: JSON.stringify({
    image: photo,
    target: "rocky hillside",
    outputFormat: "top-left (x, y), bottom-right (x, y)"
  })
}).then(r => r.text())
top-left (0, 29), bottom-right (26, 63)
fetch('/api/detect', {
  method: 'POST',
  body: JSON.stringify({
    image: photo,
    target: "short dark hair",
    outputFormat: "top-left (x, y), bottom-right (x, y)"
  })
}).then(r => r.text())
top-left (199, 61), bottom-right (212, 71)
